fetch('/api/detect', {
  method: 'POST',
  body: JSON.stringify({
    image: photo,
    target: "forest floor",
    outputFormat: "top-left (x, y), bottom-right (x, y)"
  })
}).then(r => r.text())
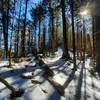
top-left (0, 49), bottom-right (100, 100)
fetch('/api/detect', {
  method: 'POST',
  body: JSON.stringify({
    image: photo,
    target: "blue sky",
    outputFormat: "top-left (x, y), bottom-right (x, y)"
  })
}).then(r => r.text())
top-left (27, 0), bottom-right (42, 20)
top-left (16, 0), bottom-right (42, 21)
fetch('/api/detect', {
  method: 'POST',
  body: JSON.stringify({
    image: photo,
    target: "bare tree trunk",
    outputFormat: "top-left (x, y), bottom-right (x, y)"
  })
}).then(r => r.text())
top-left (94, 0), bottom-right (100, 73)
top-left (16, 0), bottom-right (22, 57)
top-left (34, 23), bottom-right (37, 54)
top-left (28, 29), bottom-right (31, 53)
top-left (76, 22), bottom-right (79, 58)
top-left (50, 8), bottom-right (55, 54)
top-left (55, 17), bottom-right (59, 50)
top-left (0, 77), bottom-right (24, 98)
top-left (70, 0), bottom-right (76, 70)
top-left (61, 0), bottom-right (70, 59)
top-left (1, 0), bottom-right (9, 58)
top-left (21, 0), bottom-right (28, 57)
top-left (0, 29), bottom-right (2, 51)
top-left (92, 16), bottom-right (96, 61)
top-left (95, 16), bottom-right (100, 72)
top-left (9, 0), bottom-right (16, 67)
top-left (80, 31), bottom-right (83, 60)
top-left (0, 77), bottom-right (16, 92)
top-left (38, 19), bottom-right (41, 52)
top-left (43, 23), bottom-right (46, 56)
top-left (83, 18), bottom-right (86, 63)
top-left (86, 34), bottom-right (92, 57)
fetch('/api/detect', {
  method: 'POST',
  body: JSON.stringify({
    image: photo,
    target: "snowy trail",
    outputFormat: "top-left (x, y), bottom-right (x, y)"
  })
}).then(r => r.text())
top-left (44, 57), bottom-right (100, 100)
top-left (0, 52), bottom-right (100, 100)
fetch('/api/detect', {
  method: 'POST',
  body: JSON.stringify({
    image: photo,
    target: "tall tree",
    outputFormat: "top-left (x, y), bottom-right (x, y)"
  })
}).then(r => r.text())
top-left (42, 22), bottom-right (46, 56)
top-left (16, 0), bottom-right (22, 57)
top-left (9, 0), bottom-right (16, 67)
top-left (70, 0), bottom-right (76, 69)
top-left (94, 0), bottom-right (100, 73)
top-left (61, 0), bottom-right (70, 59)
top-left (37, 4), bottom-right (44, 52)
top-left (21, 0), bottom-right (28, 57)
top-left (1, 0), bottom-right (10, 58)
top-left (92, 16), bottom-right (96, 62)
top-left (50, 7), bottom-right (55, 53)
top-left (31, 8), bottom-right (38, 54)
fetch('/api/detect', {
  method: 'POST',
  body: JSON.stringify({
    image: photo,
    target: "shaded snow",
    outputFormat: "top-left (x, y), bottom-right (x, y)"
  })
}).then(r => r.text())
top-left (0, 49), bottom-right (100, 100)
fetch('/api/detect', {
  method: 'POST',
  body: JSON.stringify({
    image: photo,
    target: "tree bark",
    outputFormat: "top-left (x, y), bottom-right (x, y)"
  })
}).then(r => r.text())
top-left (16, 0), bottom-right (22, 57)
top-left (38, 19), bottom-right (41, 52)
top-left (42, 23), bottom-right (46, 56)
top-left (70, 0), bottom-right (76, 69)
top-left (94, 0), bottom-right (100, 73)
top-left (61, 0), bottom-right (70, 59)
top-left (0, 77), bottom-right (16, 92)
top-left (21, 0), bottom-right (28, 57)
top-left (95, 16), bottom-right (100, 72)
top-left (1, 0), bottom-right (9, 58)
top-left (92, 16), bottom-right (96, 61)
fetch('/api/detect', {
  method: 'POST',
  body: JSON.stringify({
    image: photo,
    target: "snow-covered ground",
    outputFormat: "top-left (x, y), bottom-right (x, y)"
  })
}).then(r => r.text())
top-left (0, 48), bottom-right (100, 100)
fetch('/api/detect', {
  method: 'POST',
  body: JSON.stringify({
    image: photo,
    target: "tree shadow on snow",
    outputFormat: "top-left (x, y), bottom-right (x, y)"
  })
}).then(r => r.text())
top-left (0, 66), bottom-right (40, 79)
top-left (63, 69), bottom-right (76, 88)
top-left (74, 63), bottom-right (84, 100)
top-left (48, 89), bottom-right (61, 100)
top-left (48, 58), bottom-right (66, 70)
top-left (83, 63), bottom-right (87, 100)
top-left (48, 58), bottom-right (70, 76)
top-left (91, 76), bottom-right (97, 100)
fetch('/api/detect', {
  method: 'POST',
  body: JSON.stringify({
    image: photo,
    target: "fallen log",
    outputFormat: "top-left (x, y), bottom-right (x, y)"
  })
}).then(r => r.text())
top-left (0, 77), bottom-right (24, 98)
top-left (34, 54), bottom-right (54, 77)
top-left (31, 53), bottom-right (64, 96)
top-left (0, 77), bottom-right (16, 92)
top-left (38, 58), bottom-right (54, 77)
top-left (47, 77), bottom-right (65, 96)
